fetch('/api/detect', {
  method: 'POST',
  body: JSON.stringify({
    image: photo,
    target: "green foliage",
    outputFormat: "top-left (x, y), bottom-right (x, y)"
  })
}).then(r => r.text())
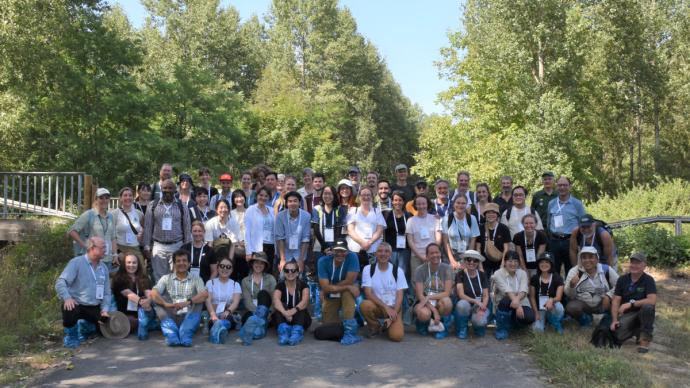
top-left (420, 0), bottom-right (690, 198)
top-left (0, 221), bottom-right (72, 355)
top-left (615, 226), bottom-right (690, 268)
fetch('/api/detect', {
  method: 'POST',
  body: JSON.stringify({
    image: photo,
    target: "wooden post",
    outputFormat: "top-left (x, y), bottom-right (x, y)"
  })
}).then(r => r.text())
top-left (83, 175), bottom-right (93, 212)
top-left (675, 219), bottom-right (683, 237)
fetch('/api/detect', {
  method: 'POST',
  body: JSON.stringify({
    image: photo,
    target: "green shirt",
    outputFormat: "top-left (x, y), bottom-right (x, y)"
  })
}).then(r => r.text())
top-left (531, 189), bottom-right (557, 230)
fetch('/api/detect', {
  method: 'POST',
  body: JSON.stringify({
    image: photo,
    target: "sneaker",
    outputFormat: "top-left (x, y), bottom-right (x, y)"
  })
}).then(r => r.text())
top-left (428, 322), bottom-right (445, 333)
top-left (637, 338), bottom-right (650, 353)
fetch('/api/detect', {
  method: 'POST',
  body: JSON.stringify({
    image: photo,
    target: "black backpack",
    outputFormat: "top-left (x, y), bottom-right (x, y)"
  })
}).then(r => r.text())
top-left (504, 206), bottom-right (535, 222)
top-left (590, 326), bottom-right (622, 348)
top-left (447, 212), bottom-right (473, 230)
top-left (370, 262), bottom-right (399, 281)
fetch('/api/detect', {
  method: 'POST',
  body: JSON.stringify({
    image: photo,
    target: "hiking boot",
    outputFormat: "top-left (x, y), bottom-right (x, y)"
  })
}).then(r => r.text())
top-left (637, 338), bottom-right (650, 353)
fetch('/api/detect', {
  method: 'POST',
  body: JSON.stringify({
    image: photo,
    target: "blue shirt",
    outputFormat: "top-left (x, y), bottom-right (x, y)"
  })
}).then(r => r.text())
top-left (547, 195), bottom-right (586, 234)
top-left (274, 208), bottom-right (312, 260)
top-left (317, 252), bottom-right (359, 283)
top-left (55, 255), bottom-right (111, 312)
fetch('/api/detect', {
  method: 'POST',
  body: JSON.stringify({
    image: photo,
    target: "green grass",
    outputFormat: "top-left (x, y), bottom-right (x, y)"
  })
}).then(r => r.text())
top-left (521, 329), bottom-right (651, 387)
top-left (655, 303), bottom-right (690, 361)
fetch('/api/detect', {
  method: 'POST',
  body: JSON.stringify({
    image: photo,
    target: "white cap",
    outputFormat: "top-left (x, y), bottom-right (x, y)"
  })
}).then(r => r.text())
top-left (578, 246), bottom-right (599, 259)
top-left (96, 188), bottom-right (110, 197)
top-left (337, 179), bottom-right (353, 188)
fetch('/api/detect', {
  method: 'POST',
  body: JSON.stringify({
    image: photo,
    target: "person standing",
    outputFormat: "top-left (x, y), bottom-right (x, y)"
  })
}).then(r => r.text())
top-left (210, 173), bottom-right (234, 211)
top-left (450, 171), bottom-right (475, 206)
top-left (143, 179), bottom-right (192, 282)
top-left (375, 179), bottom-right (392, 212)
top-left (530, 172), bottom-right (557, 229)
top-left (197, 167), bottom-right (219, 199)
top-left (547, 176), bottom-right (586, 275)
top-left (68, 188), bottom-right (117, 271)
top-left (391, 164), bottom-right (415, 202)
top-left (151, 163), bottom-right (173, 200)
top-left (297, 168), bottom-right (314, 198)
top-left (432, 179), bottom-right (451, 218)
top-left (304, 172), bottom-right (325, 214)
top-left (493, 175), bottom-right (514, 215)
top-left (55, 237), bottom-right (111, 348)
top-left (275, 191), bottom-right (312, 275)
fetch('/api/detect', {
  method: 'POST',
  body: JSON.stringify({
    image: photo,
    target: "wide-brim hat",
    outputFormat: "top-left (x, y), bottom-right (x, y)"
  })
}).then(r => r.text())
top-left (99, 311), bottom-right (130, 339)
top-left (250, 252), bottom-right (270, 265)
top-left (482, 202), bottom-right (500, 215)
top-left (460, 250), bottom-right (485, 262)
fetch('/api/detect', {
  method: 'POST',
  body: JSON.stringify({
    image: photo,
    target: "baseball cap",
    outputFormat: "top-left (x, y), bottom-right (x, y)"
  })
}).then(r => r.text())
top-left (337, 179), bottom-right (353, 188)
top-left (333, 239), bottom-right (348, 251)
top-left (415, 179), bottom-right (428, 188)
top-left (630, 252), bottom-right (647, 263)
top-left (579, 214), bottom-right (595, 227)
top-left (219, 173), bottom-right (233, 182)
top-left (96, 188), bottom-right (110, 197)
top-left (394, 164), bottom-right (408, 171)
top-left (579, 246), bottom-right (599, 258)
top-left (542, 171), bottom-right (555, 178)
top-left (348, 166), bottom-right (360, 174)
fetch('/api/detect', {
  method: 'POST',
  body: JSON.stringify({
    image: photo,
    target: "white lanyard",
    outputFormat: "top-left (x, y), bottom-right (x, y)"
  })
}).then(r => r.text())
top-left (393, 211), bottom-right (407, 235)
top-left (454, 213), bottom-right (469, 239)
top-left (555, 200), bottom-right (565, 214)
top-left (200, 207), bottom-right (209, 221)
top-left (192, 244), bottom-right (204, 267)
top-left (436, 201), bottom-right (448, 215)
top-left (582, 232), bottom-right (595, 247)
top-left (251, 275), bottom-right (264, 296)
top-left (476, 203), bottom-right (481, 219)
top-left (524, 231), bottom-right (534, 247)
top-left (488, 223), bottom-right (498, 241)
top-left (288, 213), bottom-right (301, 237)
top-left (162, 203), bottom-right (173, 215)
top-left (286, 282), bottom-right (297, 308)
top-left (332, 260), bottom-right (345, 283)
top-left (427, 263), bottom-right (439, 291)
top-left (540, 274), bottom-right (553, 296)
top-left (465, 270), bottom-right (482, 297)
top-left (509, 274), bottom-right (519, 293)
top-left (321, 207), bottom-right (335, 234)
top-left (85, 255), bottom-right (100, 281)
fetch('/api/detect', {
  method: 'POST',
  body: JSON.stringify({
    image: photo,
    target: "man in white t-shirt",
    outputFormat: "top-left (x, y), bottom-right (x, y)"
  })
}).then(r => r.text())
top-left (360, 242), bottom-right (408, 342)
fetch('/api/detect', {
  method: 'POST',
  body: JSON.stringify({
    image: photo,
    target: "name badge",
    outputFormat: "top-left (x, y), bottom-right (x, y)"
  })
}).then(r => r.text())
top-left (539, 295), bottom-right (549, 311)
top-left (127, 298), bottom-right (138, 312)
top-left (396, 235), bottom-right (406, 249)
top-left (252, 298), bottom-right (258, 307)
top-left (361, 224), bottom-right (373, 240)
top-left (553, 215), bottom-right (564, 228)
top-left (458, 239), bottom-right (467, 253)
top-left (125, 231), bottom-right (137, 245)
top-left (420, 228), bottom-right (430, 240)
top-left (329, 293), bottom-right (341, 299)
top-left (96, 285), bottom-right (104, 300)
top-left (175, 298), bottom-right (188, 315)
top-left (324, 228), bottom-right (334, 243)
top-left (215, 301), bottom-right (226, 315)
top-left (262, 229), bottom-right (272, 242)
top-left (162, 216), bottom-right (173, 231)
top-left (289, 235), bottom-right (299, 250)
top-left (190, 267), bottom-right (200, 277)
top-left (526, 248), bottom-right (536, 263)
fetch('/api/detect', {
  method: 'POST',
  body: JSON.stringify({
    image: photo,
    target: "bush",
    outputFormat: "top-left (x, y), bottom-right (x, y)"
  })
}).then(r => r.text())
top-left (0, 220), bottom-right (73, 355)
top-left (615, 226), bottom-right (690, 268)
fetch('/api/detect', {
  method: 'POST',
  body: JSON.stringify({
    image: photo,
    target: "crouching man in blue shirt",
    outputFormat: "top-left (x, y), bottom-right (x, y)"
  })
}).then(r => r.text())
top-left (55, 237), bottom-right (111, 348)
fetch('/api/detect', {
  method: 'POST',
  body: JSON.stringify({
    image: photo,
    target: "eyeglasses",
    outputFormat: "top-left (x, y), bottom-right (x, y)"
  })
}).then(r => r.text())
top-left (98, 195), bottom-right (110, 200)
top-left (465, 259), bottom-right (480, 264)
top-left (218, 264), bottom-right (233, 270)
top-left (284, 268), bottom-right (299, 274)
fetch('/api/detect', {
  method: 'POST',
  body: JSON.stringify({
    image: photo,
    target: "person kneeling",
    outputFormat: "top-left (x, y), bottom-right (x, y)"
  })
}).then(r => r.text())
top-left (413, 243), bottom-right (454, 339)
top-left (361, 243), bottom-right (408, 342)
top-left (610, 252), bottom-right (657, 353)
top-left (150, 249), bottom-right (208, 347)
top-left (528, 253), bottom-right (565, 334)
top-left (111, 253), bottom-right (156, 340)
top-left (454, 250), bottom-right (489, 339)
top-left (206, 257), bottom-right (242, 344)
top-left (492, 251), bottom-right (535, 340)
top-left (313, 239), bottom-right (362, 345)
top-left (273, 260), bottom-right (311, 346)
top-left (564, 246), bottom-right (618, 327)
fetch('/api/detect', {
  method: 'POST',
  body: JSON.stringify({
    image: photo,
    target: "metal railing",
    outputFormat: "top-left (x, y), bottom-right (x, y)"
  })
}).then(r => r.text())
top-left (0, 172), bottom-right (93, 219)
top-left (608, 216), bottom-right (690, 236)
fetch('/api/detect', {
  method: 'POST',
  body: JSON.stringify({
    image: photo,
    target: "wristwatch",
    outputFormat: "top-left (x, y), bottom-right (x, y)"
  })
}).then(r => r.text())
top-left (629, 299), bottom-right (636, 308)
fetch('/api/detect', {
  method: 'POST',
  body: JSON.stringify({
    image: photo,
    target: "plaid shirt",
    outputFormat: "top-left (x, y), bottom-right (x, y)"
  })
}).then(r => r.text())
top-left (143, 199), bottom-right (191, 249)
top-left (154, 272), bottom-right (206, 303)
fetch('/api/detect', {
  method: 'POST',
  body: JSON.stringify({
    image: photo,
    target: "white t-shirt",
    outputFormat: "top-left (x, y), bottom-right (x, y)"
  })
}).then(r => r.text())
top-left (205, 278), bottom-right (241, 306)
top-left (112, 207), bottom-right (143, 247)
top-left (204, 216), bottom-right (241, 243)
top-left (346, 206), bottom-right (387, 253)
top-left (362, 264), bottom-right (408, 307)
top-left (405, 214), bottom-right (439, 253)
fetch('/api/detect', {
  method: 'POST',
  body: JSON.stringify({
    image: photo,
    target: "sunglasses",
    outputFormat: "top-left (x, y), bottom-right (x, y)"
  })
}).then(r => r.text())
top-left (218, 264), bottom-right (233, 270)
top-left (284, 268), bottom-right (299, 274)
top-left (465, 259), bottom-right (480, 264)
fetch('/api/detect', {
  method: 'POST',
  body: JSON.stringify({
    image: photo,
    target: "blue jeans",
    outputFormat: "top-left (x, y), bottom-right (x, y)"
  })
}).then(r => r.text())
top-left (533, 302), bottom-right (564, 331)
top-left (391, 250), bottom-right (411, 282)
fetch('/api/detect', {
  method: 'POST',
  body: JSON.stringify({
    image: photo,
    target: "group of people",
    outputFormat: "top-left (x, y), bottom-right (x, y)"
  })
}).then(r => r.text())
top-left (56, 164), bottom-right (657, 353)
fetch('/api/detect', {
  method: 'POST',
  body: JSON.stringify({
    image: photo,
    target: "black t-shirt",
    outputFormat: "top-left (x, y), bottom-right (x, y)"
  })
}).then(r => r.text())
top-left (493, 195), bottom-right (513, 216)
top-left (478, 222), bottom-right (511, 254)
top-left (383, 210), bottom-right (412, 251)
top-left (513, 230), bottom-right (548, 270)
top-left (455, 270), bottom-right (489, 299)
top-left (182, 242), bottom-right (217, 284)
top-left (111, 276), bottom-right (152, 316)
top-left (276, 280), bottom-right (307, 309)
top-left (614, 273), bottom-right (657, 304)
top-left (529, 273), bottom-right (564, 298)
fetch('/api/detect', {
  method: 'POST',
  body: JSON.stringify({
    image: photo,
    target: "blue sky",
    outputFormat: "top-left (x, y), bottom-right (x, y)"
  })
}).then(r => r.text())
top-left (113, 0), bottom-right (462, 115)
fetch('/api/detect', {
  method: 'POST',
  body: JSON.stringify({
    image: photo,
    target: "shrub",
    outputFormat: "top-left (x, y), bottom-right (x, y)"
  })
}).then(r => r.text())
top-left (0, 220), bottom-right (72, 355)
top-left (615, 226), bottom-right (690, 268)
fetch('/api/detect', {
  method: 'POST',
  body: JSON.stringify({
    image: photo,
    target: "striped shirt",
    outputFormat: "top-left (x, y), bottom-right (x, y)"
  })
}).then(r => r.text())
top-left (143, 199), bottom-right (191, 249)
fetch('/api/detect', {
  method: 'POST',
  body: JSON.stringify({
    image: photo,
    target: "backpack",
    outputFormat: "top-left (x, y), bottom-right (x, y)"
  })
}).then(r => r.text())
top-left (504, 206), bottom-right (534, 222)
top-left (446, 212), bottom-right (473, 230)
top-left (590, 326), bottom-right (622, 348)
top-left (578, 264), bottom-right (612, 289)
top-left (370, 262), bottom-right (399, 282)
top-left (150, 198), bottom-right (186, 238)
